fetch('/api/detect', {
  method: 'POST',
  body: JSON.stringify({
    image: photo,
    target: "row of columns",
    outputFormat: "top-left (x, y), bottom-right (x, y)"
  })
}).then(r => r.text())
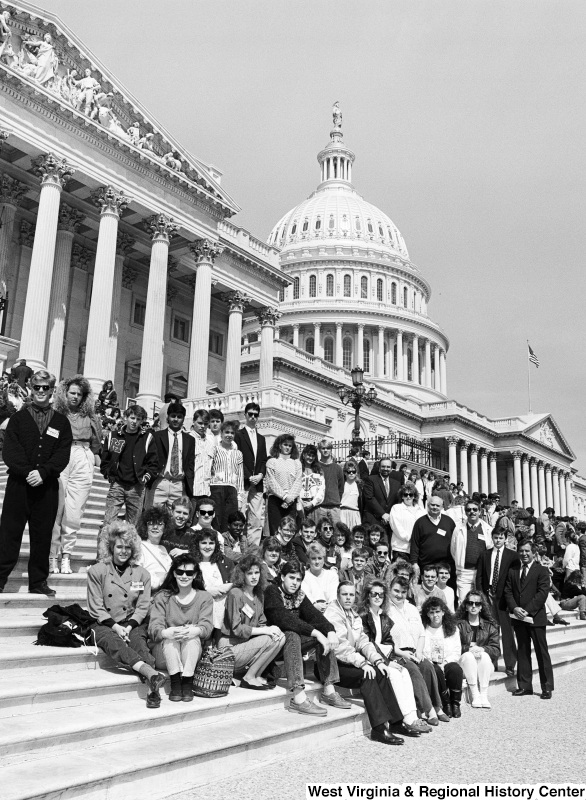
top-left (447, 437), bottom-right (499, 496)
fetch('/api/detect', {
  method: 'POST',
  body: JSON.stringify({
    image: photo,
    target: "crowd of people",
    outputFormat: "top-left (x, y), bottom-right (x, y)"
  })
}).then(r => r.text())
top-left (0, 368), bottom-right (584, 745)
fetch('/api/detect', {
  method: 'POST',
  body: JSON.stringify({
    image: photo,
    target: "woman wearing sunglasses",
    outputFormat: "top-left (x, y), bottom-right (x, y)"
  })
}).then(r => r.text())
top-left (455, 590), bottom-right (500, 709)
top-left (149, 553), bottom-right (213, 702)
top-left (339, 461), bottom-right (362, 529)
top-left (388, 483), bottom-right (425, 562)
top-left (315, 516), bottom-right (339, 570)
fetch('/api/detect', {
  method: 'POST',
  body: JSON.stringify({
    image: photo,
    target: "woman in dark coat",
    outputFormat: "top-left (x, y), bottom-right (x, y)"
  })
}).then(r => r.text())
top-left (455, 589), bottom-right (500, 710)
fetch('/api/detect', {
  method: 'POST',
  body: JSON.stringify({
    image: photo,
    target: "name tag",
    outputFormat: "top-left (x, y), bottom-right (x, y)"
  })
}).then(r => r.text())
top-left (478, 533), bottom-right (485, 540)
top-left (242, 603), bottom-right (254, 619)
top-left (436, 529), bottom-right (446, 537)
top-left (130, 581), bottom-right (144, 592)
top-left (327, 556), bottom-right (337, 563)
top-left (46, 427), bottom-right (59, 439)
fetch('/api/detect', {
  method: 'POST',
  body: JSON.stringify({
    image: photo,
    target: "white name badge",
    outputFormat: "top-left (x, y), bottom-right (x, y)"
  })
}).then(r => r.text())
top-left (327, 556), bottom-right (337, 563)
top-left (130, 581), bottom-right (144, 592)
top-left (242, 603), bottom-right (254, 618)
top-left (436, 529), bottom-right (447, 537)
top-left (46, 427), bottom-right (59, 438)
top-left (478, 533), bottom-right (485, 540)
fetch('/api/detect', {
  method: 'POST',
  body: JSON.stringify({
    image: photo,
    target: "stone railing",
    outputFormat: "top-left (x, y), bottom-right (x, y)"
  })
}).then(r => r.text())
top-left (182, 386), bottom-right (325, 423)
top-left (241, 339), bottom-right (349, 382)
top-left (218, 220), bottom-right (280, 268)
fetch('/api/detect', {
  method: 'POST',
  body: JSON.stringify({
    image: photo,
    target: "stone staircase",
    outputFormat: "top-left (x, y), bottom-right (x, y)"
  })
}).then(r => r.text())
top-left (0, 462), bottom-right (585, 800)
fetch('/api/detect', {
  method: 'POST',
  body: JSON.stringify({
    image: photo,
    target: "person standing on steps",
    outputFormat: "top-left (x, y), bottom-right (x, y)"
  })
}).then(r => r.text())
top-left (147, 401), bottom-right (195, 510)
top-left (0, 370), bottom-right (72, 596)
top-left (50, 375), bottom-right (102, 576)
top-left (235, 402), bottom-right (267, 546)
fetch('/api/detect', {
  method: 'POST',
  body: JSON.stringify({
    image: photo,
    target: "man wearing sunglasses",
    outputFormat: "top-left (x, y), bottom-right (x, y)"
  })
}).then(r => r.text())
top-left (0, 370), bottom-right (72, 595)
top-left (235, 402), bottom-right (267, 546)
top-left (450, 500), bottom-right (492, 604)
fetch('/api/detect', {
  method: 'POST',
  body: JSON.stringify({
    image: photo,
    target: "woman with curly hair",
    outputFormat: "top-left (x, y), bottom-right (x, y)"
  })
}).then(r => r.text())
top-left (417, 597), bottom-right (463, 718)
top-left (265, 433), bottom-right (302, 535)
top-left (50, 375), bottom-right (102, 574)
top-left (299, 444), bottom-right (324, 523)
top-left (220, 552), bottom-right (285, 689)
top-left (148, 553), bottom-right (213, 702)
top-left (455, 589), bottom-right (500, 710)
top-left (334, 522), bottom-right (354, 571)
top-left (339, 460), bottom-right (362, 530)
top-left (193, 528), bottom-right (234, 637)
top-left (95, 379), bottom-right (118, 416)
top-left (87, 521), bottom-right (166, 708)
top-left (136, 506), bottom-right (173, 590)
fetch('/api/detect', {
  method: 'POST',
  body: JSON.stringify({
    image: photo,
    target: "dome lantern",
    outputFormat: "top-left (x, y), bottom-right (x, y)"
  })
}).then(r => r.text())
top-left (317, 101), bottom-right (356, 187)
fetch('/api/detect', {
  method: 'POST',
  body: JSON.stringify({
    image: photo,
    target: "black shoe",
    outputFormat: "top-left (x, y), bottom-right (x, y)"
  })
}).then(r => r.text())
top-left (29, 582), bottom-right (56, 596)
top-left (181, 677), bottom-right (194, 702)
top-left (389, 723), bottom-right (420, 738)
top-left (552, 615), bottom-right (570, 626)
top-left (240, 678), bottom-right (271, 691)
top-left (146, 672), bottom-right (166, 708)
top-left (540, 690), bottom-right (552, 700)
top-left (370, 724), bottom-right (404, 746)
top-left (450, 703), bottom-right (461, 718)
top-left (512, 688), bottom-right (534, 696)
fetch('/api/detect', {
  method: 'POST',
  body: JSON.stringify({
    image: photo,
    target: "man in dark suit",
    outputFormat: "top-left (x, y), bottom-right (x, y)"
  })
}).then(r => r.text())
top-left (476, 526), bottom-right (520, 676)
top-left (0, 371), bottom-right (72, 595)
top-left (235, 401), bottom-right (267, 546)
top-left (504, 538), bottom-right (554, 699)
top-left (363, 457), bottom-right (401, 536)
top-left (147, 401), bottom-right (195, 509)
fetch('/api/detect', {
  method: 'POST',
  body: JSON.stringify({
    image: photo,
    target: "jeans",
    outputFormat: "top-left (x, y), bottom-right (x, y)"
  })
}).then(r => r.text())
top-left (560, 596), bottom-right (586, 616)
top-left (103, 481), bottom-right (145, 527)
top-left (282, 630), bottom-right (339, 693)
top-left (93, 622), bottom-right (154, 670)
top-left (245, 484), bottom-right (265, 546)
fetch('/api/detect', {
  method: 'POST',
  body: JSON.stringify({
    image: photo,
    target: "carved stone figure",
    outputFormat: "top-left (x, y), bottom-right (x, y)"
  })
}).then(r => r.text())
top-left (16, 34), bottom-right (38, 77)
top-left (137, 132), bottom-right (155, 152)
top-left (92, 91), bottom-right (114, 123)
top-left (0, 11), bottom-right (15, 65)
top-left (23, 32), bottom-right (58, 85)
top-left (162, 150), bottom-right (182, 171)
top-left (127, 121), bottom-right (140, 145)
top-left (75, 68), bottom-right (101, 116)
top-left (332, 100), bottom-right (342, 129)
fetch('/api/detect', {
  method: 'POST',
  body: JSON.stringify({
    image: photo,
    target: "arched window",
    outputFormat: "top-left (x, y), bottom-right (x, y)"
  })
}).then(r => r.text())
top-left (306, 336), bottom-right (314, 355)
top-left (302, 219), bottom-right (309, 232)
top-left (293, 276), bottom-right (300, 299)
top-left (391, 282), bottom-right (397, 305)
top-left (343, 337), bottom-right (352, 370)
top-left (315, 217), bottom-right (321, 230)
top-left (324, 337), bottom-right (334, 363)
top-left (361, 276), bottom-right (368, 299)
top-left (355, 217), bottom-right (362, 232)
top-left (377, 278), bottom-right (383, 301)
top-left (364, 339), bottom-right (371, 372)
top-left (329, 215), bottom-right (335, 230)
top-left (309, 275), bottom-right (317, 297)
top-left (343, 275), bottom-right (351, 297)
top-left (378, 223), bottom-right (384, 237)
top-left (367, 220), bottom-right (374, 234)
top-left (403, 287), bottom-right (408, 307)
top-left (291, 220), bottom-right (297, 235)
top-left (326, 274), bottom-right (334, 296)
top-left (278, 289), bottom-right (284, 302)
top-left (384, 342), bottom-right (388, 375)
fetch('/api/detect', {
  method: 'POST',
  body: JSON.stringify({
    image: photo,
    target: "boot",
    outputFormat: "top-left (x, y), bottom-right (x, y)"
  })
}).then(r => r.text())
top-left (50, 557), bottom-right (59, 575)
top-left (169, 673), bottom-right (182, 702)
top-left (479, 684), bottom-right (491, 709)
top-left (449, 687), bottom-right (462, 718)
top-left (181, 676), bottom-right (193, 702)
top-left (441, 688), bottom-right (452, 718)
top-left (60, 554), bottom-right (72, 574)
top-left (468, 682), bottom-right (483, 708)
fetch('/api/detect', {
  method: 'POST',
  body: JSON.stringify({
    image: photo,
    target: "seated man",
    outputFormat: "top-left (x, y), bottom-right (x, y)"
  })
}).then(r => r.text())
top-left (412, 564), bottom-right (447, 611)
top-left (340, 547), bottom-right (369, 600)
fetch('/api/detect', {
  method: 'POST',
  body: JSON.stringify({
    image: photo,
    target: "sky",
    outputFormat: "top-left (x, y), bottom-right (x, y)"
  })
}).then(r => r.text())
top-left (33, 0), bottom-right (586, 471)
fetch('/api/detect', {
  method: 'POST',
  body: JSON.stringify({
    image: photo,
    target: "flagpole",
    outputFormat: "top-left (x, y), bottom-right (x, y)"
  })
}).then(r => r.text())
top-left (527, 339), bottom-right (532, 413)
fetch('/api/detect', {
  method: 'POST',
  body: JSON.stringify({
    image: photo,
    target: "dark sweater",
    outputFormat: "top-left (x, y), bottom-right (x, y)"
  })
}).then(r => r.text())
top-left (320, 461), bottom-right (344, 508)
top-left (410, 513), bottom-right (455, 568)
top-left (2, 407), bottom-right (72, 483)
top-left (264, 582), bottom-right (334, 637)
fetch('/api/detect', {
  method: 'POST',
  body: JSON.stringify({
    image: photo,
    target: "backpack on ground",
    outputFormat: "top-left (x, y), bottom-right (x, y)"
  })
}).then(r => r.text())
top-left (34, 603), bottom-right (96, 649)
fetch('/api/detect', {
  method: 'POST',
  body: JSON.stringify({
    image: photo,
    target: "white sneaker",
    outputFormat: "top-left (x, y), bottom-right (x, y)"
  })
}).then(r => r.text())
top-left (479, 691), bottom-right (491, 709)
top-left (60, 555), bottom-right (72, 574)
top-left (468, 684), bottom-right (483, 708)
top-left (50, 557), bottom-right (59, 574)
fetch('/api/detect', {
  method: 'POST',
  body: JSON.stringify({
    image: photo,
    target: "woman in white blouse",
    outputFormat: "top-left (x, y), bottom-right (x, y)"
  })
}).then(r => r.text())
top-left (388, 483), bottom-right (425, 560)
top-left (417, 597), bottom-right (463, 719)
top-left (301, 543), bottom-right (339, 612)
top-left (136, 507), bottom-right (173, 591)
top-left (299, 445), bottom-right (325, 523)
top-left (563, 531), bottom-right (581, 579)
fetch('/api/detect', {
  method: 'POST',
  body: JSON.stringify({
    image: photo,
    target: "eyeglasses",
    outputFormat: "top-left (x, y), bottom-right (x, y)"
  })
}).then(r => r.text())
top-left (198, 510), bottom-right (214, 517)
top-left (376, 551), bottom-right (388, 557)
top-left (175, 568), bottom-right (195, 576)
top-left (369, 591), bottom-right (384, 598)
top-left (32, 384), bottom-right (51, 391)
top-left (466, 508), bottom-right (479, 513)
top-left (403, 492), bottom-right (414, 498)
top-left (321, 526), bottom-right (333, 531)
top-left (247, 412), bottom-right (259, 418)
top-left (148, 522), bottom-right (164, 529)
top-left (466, 600), bottom-right (482, 607)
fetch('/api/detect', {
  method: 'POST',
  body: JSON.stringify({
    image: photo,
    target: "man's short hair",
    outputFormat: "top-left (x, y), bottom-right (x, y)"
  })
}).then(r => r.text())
top-left (279, 516), bottom-right (297, 532)
top-left (352, 548), bottom-right (369, 561)
top-left (517, 537), bottom-right (537, 553)
top-left (422, 564), bottom-right (438, 576)
top-left (193, 409), bottom-right (210, 424)
top-left (301, 518), bottom-right (316, 529)
top-left (209, 409), bottom-right (224, 422)
top-left (31, 369), bottom-right (56, 388)
top-left (124, 404), bottom-right (147, 421)
top-left (244, 402), bottom-right (260, 415)
top-left (195, 496), bottom-right (216, 512)
top-left (164, 393), bottom-right (179, 403)
top-left (318, 438), bottom-right (333, 451)
top-left (166, 401), bottom-right (186, 418)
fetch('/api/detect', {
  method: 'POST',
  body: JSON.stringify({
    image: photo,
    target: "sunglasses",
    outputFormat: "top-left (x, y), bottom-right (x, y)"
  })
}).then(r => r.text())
top-left (466, 508), bottom-right (479, 513)
top-left (370, 591), bottom-right (384, 598)
top-left (247, 412), bottom-right (259, 418)
top-left (403, 492), bottom-right (414, 498)
top-left (175, 568), bottom-right (195, 576)
top-left (466, 600), bottom-right (482, 607)
top-left (376, 551), bottom-right (388, 556)
top-left (346, 470), bottom-right (357, 474)
top-left (198, 510), bottom-right (214, 517)
top-left (32, 384), bottom-right (51, 391)
top-left (321, 526), bottom-right (333, 531)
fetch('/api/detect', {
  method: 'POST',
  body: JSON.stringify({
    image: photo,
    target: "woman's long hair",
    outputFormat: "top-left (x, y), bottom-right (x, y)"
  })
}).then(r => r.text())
top-left (420, 596), bottom-right (457, 636)
top-left (158, 553), bottom-right (205, 595)
top-left (53, 375), bottom-right (98, 420)
top-left (300, 444), bottom-right (322, 474)
top-left (269, 433), bottom-right (299, 460)
top-left (136, 505), bottom-right (174, 542)
top-left (455, 590), bottom-right (494, 623)
top-left (193, 529), bottom-right (223, 564)
top-left (97, 521), bottom-right (141, 565)
top-left (231, 552), bottom-right (267, 599)
top-left (357, 578), bottom-right (390, 616)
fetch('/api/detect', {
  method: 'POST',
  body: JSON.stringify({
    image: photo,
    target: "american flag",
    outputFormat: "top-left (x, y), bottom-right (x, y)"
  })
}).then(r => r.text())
top-left (528, 343), bottom-right (540, 368)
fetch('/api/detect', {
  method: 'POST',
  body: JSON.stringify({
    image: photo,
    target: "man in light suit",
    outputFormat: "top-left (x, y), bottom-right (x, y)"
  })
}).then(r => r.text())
top-left (147, 402), bottom-right (195, 509)
top-left (235, 401), bottom-right (267, 546)
top-left (362, 457), bottom-right (401, 537)
top-left (504, 538), bottom-right (554, 699)
top-left (476, 526), bottom-right (520, 676)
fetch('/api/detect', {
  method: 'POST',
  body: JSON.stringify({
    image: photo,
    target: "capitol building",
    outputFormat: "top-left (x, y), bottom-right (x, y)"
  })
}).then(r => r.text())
top-left (0, 0), bottom-right (584, 518)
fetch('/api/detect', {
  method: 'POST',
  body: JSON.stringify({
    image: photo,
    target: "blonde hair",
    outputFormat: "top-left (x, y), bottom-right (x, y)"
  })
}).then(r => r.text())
top-left (97, 521), bottom-right (141, 565)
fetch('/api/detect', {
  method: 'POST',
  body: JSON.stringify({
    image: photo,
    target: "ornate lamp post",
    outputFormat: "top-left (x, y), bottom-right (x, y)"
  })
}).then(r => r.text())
top-left (337, 366), bottom-right (377, 447)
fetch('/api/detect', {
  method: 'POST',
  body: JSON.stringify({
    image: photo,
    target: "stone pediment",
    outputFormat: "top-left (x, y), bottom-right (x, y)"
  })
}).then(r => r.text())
top-left (525, 415), bottom-right (575, 459)
top-left (0, 0), bottom-right (239, 216)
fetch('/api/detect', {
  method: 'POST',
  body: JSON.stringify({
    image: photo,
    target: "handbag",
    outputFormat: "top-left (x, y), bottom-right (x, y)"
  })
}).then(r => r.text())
top-left (192, 645), bottom-right (235, 698)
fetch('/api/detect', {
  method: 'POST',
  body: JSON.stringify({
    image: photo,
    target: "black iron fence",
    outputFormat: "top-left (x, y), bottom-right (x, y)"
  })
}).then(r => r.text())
top-left (324, 434), bottom-right (447, 471)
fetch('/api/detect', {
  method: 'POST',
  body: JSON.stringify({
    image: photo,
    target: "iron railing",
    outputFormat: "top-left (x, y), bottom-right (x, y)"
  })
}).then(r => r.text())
top-left (323, 434), bottom-right (447, 471)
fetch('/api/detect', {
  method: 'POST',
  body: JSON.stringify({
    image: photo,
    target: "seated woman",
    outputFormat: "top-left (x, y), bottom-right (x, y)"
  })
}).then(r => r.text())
top-left (88, 521), bottom-right (166, 708)
top-left (334, 522), bottom-right (354, 572)
top-left (418, 597), bottom-right (464, 718)
top-left (161, 496), bottom-right (196, 558)
top-left (148, 553), bottom-right (213, 702)
top-left (193, 529), bottom-right (234, 639)
top-left (315, 516), bottom-right (339, 570)
top-left (260, 536), bottom-right (282, 584)
top-left (455, 590), bottom-right (500, 709)
top-left (136, 506), bottom-right (173, 591)
top-left (366, 524), bottom-right (387, 552)
top-left (560, 570), bottom-right (586, 619)
top-left (220, 552), bottom-right (285, 690)
top-left (326, 581), bottom-right (411, 745)
top-left (301, 543), bottom-right (339, 612)
top-left (264, 559), bottom-right (349, 717)
top-left (385, 576), bottom-right (444, 724)
top-left (223, 511), bottom-right (250, 562)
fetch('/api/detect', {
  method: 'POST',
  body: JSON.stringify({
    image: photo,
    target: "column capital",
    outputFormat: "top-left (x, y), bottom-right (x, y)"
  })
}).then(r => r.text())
top-left (57, 204), bottom-right (84, 233)
top-left (92, 185), bottom-right (130, 216)
top-left (459, 440), bottom-right (469, 452)
top-left (470, 444), bottom-right (479, 455)
top-left (33, 153), bottom-right (75, 188)
top-left (489, 451), bottom-right (497, 463)
top-left (19, 219), bottom-right (34, 247)
top-left (71, 243), bottom-right (91, 272)
top-left (221, 290), bottom-right (251, 313)
top-left (255, 306), bottom-right (281, 328)
top-left (378, 324), bottom-right (385, 333)
top-left (0, 129), bottom-right (10, 147)
top-left (479, 448), bottom-right (488, 459)
top-left (122, 264), bottom-right (137, 289)
top-left (545, 464), bottom-right (552, 474)
top-left (335, 321), bottom-right (343, 330)
top-left (357, 322), bottom-right (365, 331)
top-left (0, 174), bottom-right (26, 206)
top-left (116, 232), bottom-right (136, 257)
top-left (529, 456), bottom-right (537, 467)
top-left (190, 238), bottom-right (223, 264)
top-left (537, 460), bottom-right (545, 470)
top-left (145, 213), bottom-right (179, 243)
top-left (447, 436), bottom-right (459, 446)
top-left (551, 466), bottom-right (559, 476)
top-left (313, 321), bottom-right (321, 330)
top-left (565, 471), bottom-right (573, 481)
top-left (293, 323), bottom-right (300, 331)
top-left (511, 450), bottom-right (523, 461)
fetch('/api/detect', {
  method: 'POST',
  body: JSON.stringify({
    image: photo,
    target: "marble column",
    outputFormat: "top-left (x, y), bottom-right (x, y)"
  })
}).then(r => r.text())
top-left (545, 466), bottom-right (553, 510)
top-left (537, 462), bottom-right (546, 515)
top-left (470, 445), bottom-right (479, 494)
top-left (19, 154), bottom-right (74, 369)
top-left (386, 334), bottom-right (393, 377)
top-left (136, 214), bottom-right (178, 409)
top-left (512, 451), bottom-right (523, 507)
top-left (440, 350), bottom-right (447, 394)
top-left (489, 452), bottom-right (498, 494)
top-left (108, 232), bottom-right (135, 381)
top-left (459, 441), bottom-right (469, 494)
top-left (424, 339), bottom-right (432, 388)
top-left (223, 291), bottom-right (250, 394)
top-left (314, 321), bottom-right (323, 360)
top-left (335, 322), bottom-right (342, 367)
top-left (447, 436), bottom-right (458, 485)
top-left (187, 239), bottom-right (223, 398)
top-left (412, 334), bottom-right (419, 385)
top-left (396, 330), bottom-right (404, 381)
top-left (377, 326), bottom-right (385, 377)
top-left (480, 449), bottom-right (489, 494)
top-left (530, 458), bottom-right (539, 514)
top-left (559, 471), bottom-right (567, 516)
top-left (565, 474), bottom-right (574, 517)
top-left (257, 306), bottom-right (281, 389)
top-left (552, 468), bottom-right (560, 515)
top-left (7, 219), bottom-right (34, 338)
top-left (0, 174), bottom-right (25, 311)
top-left (434, 344), bottom-right (441, 391)
top-left (84, 186), bottom-right (130, 393)
top-left (293, 323), bottom-right (300, 350)
top-left (46, 205), bottom-right (85, 378)
top-left (357, 324), bottom-right (364, 370)
top-left (522, 456), bottom-right (531, 509)
top-left (507, 463), bottom-right (515, 505)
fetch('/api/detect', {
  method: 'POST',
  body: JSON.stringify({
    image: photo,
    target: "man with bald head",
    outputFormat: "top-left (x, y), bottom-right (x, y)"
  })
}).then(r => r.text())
top-left (409, 495), bottom-right (456, 586)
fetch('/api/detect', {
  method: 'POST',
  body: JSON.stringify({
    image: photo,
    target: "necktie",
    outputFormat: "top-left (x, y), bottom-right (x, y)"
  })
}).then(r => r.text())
top-left (520, 566), bottom-right (527, 588)
top-left (384, 477), bottom-right (389, 495)
top-left (170, 433), bottom-right (179, 478)
top-left (491, 548), bottom-right (500, 594)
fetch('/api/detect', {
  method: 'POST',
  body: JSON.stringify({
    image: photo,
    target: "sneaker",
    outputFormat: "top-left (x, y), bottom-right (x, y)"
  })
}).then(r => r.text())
top-left (288, 698), bottom-right (327, 717)
top-left (479, 692), bottom-right (491, 709)
top-left (320, 691), bottom-right (351, 710)
top-left (403, 718), bottom-right (432, 733)
top-left (60, 555), bottom-right (72, 574)
top-left (50, 557), bottom-right (59, 575)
